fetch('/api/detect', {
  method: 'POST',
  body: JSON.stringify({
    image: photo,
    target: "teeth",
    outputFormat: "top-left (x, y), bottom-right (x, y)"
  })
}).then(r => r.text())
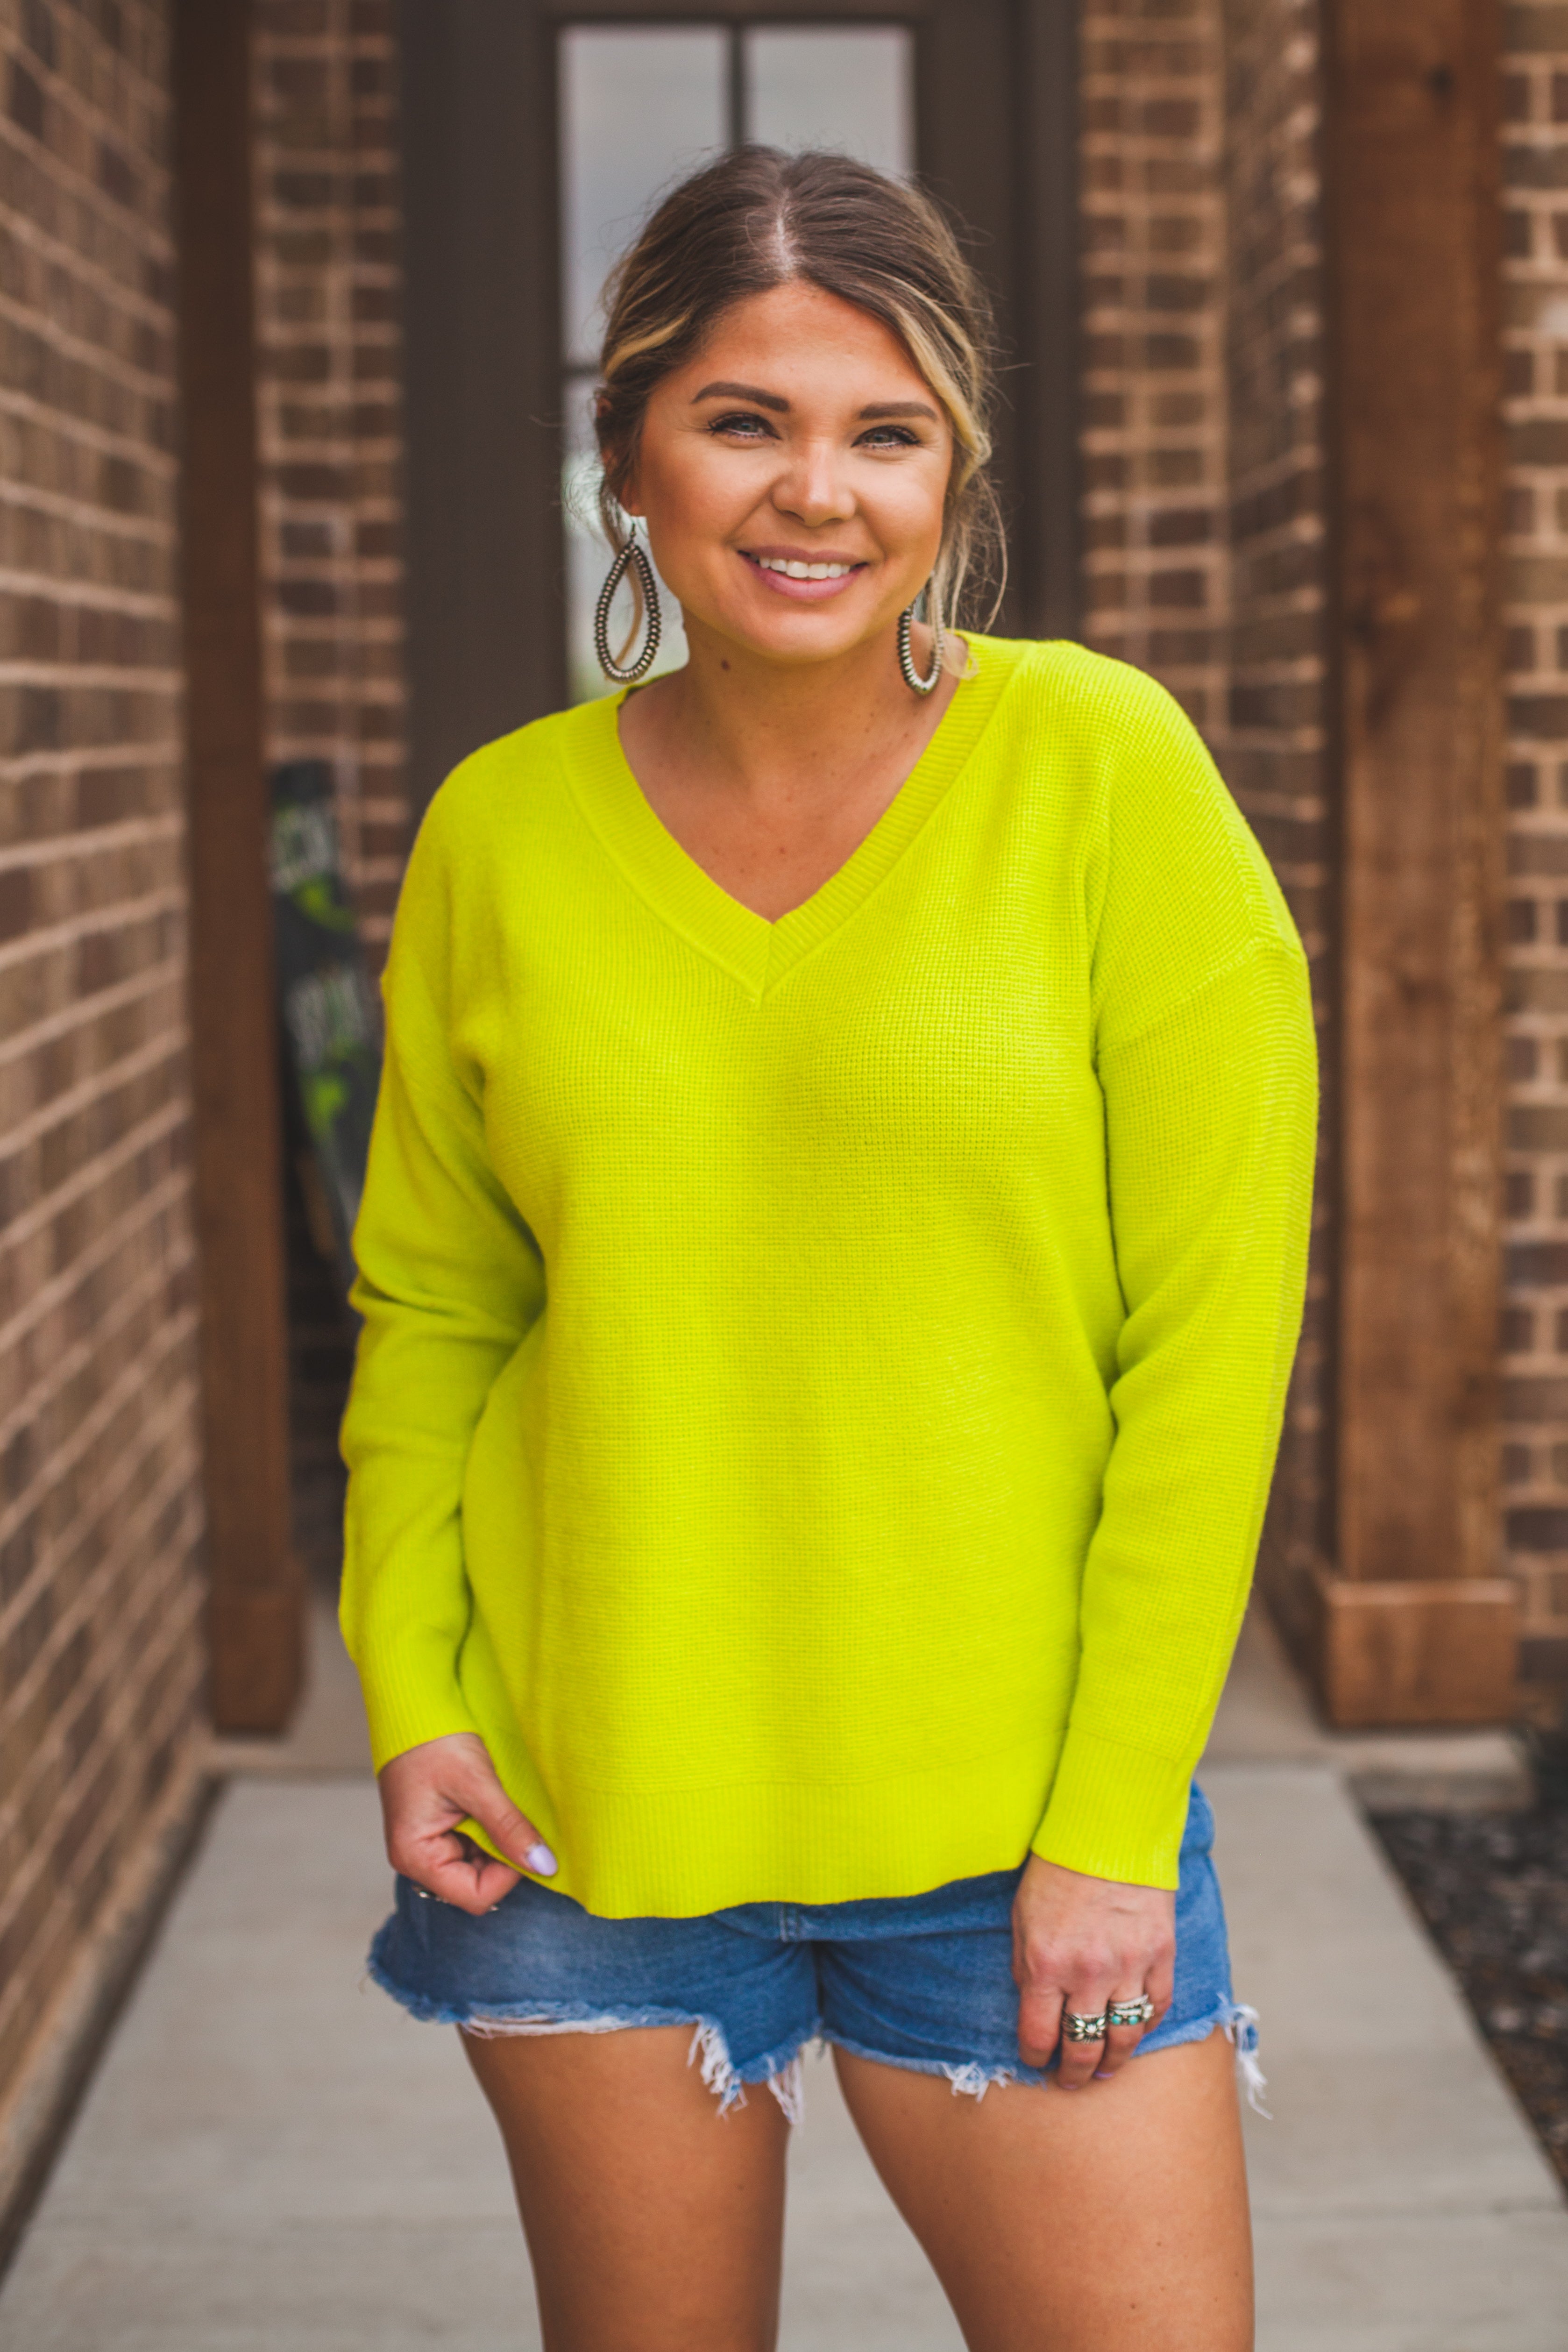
top-left (757, 557), bottom-right (854, 579)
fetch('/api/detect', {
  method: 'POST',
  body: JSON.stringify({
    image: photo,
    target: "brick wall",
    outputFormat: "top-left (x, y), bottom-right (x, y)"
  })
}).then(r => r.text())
top-left (251, 0), bottom-right (406, 962)
top-left (1078, 0), bottom-right (1230, 738)
top-left (1220, 0), bottom-right (1333, 1649)
top-left (1497, 0), bottom-right (1568, 1680)
top-left (0, 0), bottom-right (206, 2121)
top-left (1213, 0), bottom-right (1568, 1682)
top-left (250, 0), bottom-right (410, 1589)
top-left (1078, 0), bottom-right (1338, 1652)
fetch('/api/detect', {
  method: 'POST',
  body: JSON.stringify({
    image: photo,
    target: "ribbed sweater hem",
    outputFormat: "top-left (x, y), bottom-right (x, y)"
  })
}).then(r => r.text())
top-left (459, 1737), bottom-right (1061, 1919)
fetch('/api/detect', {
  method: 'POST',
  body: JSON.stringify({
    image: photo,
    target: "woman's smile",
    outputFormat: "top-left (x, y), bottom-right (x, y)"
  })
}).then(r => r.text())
top-left (738, 544), bottom-right (870, 601)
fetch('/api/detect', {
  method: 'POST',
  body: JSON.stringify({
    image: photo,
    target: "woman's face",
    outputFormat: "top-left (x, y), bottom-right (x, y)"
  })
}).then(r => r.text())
top-left (616, 279), bottom-right (954, 671)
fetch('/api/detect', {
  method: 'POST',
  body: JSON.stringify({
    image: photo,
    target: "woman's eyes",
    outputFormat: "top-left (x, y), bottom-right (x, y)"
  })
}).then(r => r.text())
top-left (707, 411), bottom-right (775, 440)
top-left (703, 412), bottom-right (921, 451)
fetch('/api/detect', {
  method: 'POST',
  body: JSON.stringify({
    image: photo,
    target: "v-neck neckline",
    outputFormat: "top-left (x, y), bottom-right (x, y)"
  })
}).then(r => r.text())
top-left (562, 633), bottom-right (1020, 998)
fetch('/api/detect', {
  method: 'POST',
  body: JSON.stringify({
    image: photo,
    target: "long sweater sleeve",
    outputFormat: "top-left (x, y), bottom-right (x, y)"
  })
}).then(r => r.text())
top-left (1031, 666), bottom-right (1318, 1886)
top-left (339, 834), bottom-right (546, 1771)
top-left (1031, 941), bottom-right (1317, 1883)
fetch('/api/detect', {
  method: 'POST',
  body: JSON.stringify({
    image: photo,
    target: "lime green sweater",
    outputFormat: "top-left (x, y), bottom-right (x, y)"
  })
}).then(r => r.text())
top-left (340, 634), bottom-right (1316, 1914)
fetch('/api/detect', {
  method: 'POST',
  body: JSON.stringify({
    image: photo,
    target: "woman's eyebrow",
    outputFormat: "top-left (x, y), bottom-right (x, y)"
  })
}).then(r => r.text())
top-left (691, 380), bottom-right (789, 412)
top-left (689, 382), bottom-right (941, 426)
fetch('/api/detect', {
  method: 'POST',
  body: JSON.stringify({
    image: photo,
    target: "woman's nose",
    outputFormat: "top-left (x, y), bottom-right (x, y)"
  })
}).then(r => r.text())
top-left (773, 444), bottom-right (853, 528)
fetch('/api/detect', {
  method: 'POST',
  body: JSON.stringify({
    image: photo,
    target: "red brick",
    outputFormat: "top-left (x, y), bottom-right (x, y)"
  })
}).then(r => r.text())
top-left (0, 0), bottom-right (205, 2128)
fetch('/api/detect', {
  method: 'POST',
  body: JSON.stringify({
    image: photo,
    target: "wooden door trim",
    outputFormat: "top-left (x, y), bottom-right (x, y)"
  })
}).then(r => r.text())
top-left (1016, 0), bottom-right (1082, 639)
top-left (1319, 0), bottom-right (1511, 1722)
top-left (171, 0), bottom-right (301, 1731)
top-left (398, 0), bottom-right (566, 812)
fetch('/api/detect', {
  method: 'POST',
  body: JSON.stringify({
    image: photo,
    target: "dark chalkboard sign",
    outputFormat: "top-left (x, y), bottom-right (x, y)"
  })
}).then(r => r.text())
top-left (270, 760), bottom-right (382, 1305)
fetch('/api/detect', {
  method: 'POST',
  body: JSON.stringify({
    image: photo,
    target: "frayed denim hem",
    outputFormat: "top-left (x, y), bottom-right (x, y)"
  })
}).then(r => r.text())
top-left (1222, 2001), bottom-right (1270, 2117)
top-left (686, 2019), bottom-right (816, 2125)
top-left (819, 1998), bottom-right (1270, 2116)
top-left (1135, 1997), bottom-right (1270, 2117)
top-left (817, 2029), bottom-right (1046, 2099)
top-left (366, 1945), bottom-right (816, 2122)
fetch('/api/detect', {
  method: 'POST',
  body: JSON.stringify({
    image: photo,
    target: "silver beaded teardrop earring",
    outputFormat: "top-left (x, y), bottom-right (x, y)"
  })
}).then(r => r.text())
top-left (594, 526), bottom-right (663, 684)
top-left (897, 591), bottom-right (945, 696)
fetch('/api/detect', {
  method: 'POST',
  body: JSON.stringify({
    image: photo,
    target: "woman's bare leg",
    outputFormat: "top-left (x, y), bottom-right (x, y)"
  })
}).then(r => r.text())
top-left (833, 2029), bottom-right (1252, 2352)
top-left (462, 2024), bottom-right (790, 2352)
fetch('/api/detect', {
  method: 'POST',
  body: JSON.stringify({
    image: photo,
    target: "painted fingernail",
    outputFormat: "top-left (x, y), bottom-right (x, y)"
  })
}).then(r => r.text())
top-left (525, 1841), bottom-right (557, 1876)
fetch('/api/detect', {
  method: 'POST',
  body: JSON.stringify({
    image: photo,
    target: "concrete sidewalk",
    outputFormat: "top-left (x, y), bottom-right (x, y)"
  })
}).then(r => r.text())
top-left (2, 1603), bottom-right (1567, 2350)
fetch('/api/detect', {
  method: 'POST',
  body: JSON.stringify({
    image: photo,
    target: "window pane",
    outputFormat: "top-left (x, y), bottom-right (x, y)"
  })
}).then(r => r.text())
top-left (744, 28), bottom-right (914, 174)
top-left (559, 27), bottom-right (728, 368)
top-left (563, 377), bottom-right (689, 707)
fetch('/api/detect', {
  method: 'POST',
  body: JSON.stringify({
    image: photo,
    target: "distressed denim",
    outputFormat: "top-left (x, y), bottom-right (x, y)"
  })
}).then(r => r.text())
top-left (369, 1780), bottom-right (1263, 2119)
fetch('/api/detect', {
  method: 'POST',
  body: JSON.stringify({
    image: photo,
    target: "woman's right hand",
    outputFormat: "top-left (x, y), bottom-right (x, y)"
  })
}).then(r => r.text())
top-left (377, 1732), bottom-right (557, 1915)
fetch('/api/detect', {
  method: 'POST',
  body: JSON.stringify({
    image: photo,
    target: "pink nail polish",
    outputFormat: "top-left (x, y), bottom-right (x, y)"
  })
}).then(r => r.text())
top-left (525, 1840), bottom-right (557, 1876)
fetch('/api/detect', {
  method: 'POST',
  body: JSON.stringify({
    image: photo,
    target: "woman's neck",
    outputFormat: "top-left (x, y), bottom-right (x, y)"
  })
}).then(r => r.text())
top-left (621, 617), bottom-right (958, 816)
top-left (614, 618), bottom-right (962, 923)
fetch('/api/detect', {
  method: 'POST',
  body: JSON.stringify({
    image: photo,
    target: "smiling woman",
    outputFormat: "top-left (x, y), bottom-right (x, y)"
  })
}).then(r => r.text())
top-left (340, 144), bottom-right (1315, 2352)
top-left (610, 277), bottom-right (966, 915)
top-left (594, 149), bottom-right (1001, 672)
top-left (554, 26), bottom-right (920, 705)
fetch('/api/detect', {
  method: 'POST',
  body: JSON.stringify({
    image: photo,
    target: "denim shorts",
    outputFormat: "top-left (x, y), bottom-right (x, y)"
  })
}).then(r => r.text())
top-left (368, 1781), bottom-right (1262, 2120)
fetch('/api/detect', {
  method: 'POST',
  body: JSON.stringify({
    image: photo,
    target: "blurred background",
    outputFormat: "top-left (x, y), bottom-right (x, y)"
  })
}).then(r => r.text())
top-left (5, 2), bottom-right (1568, 2345)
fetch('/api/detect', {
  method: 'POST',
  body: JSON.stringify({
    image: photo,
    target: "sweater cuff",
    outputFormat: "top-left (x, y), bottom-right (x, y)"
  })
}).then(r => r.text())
top-left (349, 1629), bottom-right (483, 1774)
top-left (1030, 1725), bottom-right (1195, 1890)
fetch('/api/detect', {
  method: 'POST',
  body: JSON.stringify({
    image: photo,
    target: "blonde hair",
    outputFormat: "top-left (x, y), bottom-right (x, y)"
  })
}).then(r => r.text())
top-left (592, 146), bottom-right (1006, 639)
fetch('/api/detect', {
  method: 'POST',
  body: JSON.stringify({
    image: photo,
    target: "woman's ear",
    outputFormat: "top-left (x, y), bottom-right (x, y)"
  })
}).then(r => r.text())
top-left (615, 456), bottom-right (645, 520)
top-left (596, 394), bottom-right (643, 519)
top-left (599, 449), bottom-right (643, 522)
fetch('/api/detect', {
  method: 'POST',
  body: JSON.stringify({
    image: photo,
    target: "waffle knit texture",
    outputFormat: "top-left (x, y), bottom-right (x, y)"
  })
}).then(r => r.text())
top-left (340, 635), bottom-right (1317, 1914)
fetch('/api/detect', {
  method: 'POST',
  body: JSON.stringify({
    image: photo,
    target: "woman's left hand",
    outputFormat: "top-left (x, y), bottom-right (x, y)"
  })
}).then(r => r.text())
top-left (1011, 1852), bottom-right (1176, 2089)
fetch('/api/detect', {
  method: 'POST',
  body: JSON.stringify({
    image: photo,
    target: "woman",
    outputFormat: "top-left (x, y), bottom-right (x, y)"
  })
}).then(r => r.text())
top-left (341, 147), bottom-right (1316, 2352)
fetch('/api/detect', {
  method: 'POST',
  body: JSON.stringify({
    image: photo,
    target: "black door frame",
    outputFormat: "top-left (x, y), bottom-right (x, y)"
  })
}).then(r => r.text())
top-left (397, 0), bottom-right (1080, 814)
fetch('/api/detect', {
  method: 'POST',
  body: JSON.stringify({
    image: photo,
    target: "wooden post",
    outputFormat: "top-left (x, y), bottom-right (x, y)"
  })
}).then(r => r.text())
top-left (1318, 0), bottom-right (1515, 1724)
top-left (171, 0), bottom-right (302, 1730)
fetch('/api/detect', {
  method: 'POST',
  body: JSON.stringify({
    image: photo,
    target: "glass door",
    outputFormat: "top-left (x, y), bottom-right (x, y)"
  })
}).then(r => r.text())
top-left (558, 23), bottom-right (916, 701)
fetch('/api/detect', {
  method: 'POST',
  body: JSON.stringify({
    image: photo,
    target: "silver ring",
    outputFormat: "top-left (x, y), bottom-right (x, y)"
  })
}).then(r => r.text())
top-left (1107, 1995), bottom-right (1156, 2030)
top-left (1062, 2010), bottom-right (1109, 2043)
